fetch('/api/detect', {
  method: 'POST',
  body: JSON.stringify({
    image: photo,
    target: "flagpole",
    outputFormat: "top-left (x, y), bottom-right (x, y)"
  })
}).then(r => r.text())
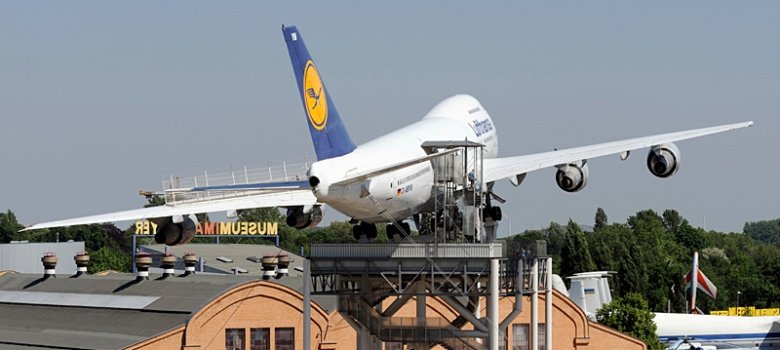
top-left (690, 251), bottom-right (699, 314)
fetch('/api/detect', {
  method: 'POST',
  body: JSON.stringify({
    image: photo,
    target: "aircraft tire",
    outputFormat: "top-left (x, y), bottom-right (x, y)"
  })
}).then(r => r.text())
top-left (386, 224), bottom-right (396, 240)
top-left (364, 223), bottom-right (377, 239)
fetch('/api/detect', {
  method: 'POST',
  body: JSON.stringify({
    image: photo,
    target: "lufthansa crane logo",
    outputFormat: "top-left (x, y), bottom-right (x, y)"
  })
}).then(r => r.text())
top-left (303, 60), bottom-right (328, 130)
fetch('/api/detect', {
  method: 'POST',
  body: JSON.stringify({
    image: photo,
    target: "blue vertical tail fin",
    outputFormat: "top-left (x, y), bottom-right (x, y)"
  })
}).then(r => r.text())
top-left (283, 25), bottom-right (356, 161)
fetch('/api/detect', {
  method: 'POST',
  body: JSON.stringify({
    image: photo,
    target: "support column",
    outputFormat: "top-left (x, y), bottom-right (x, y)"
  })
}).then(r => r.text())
top-left (545, 258), bottom-right (553, 350)
top-left (531, 258), bottom-right (539, 350)
top-left (358, 326), bottom-right (369, 350)
top-left (416, 281), bottom-right (426, 320)
top-left (303, 259), bottom-right (311, 350)
top-left (489, 258), bottom-right (499, 350)
top-left (131, 235), bottom-right (137, 273)
top-left (374, 301), bottom-right (383, 350)
top-left (414, 281), bottom-right (428, 350)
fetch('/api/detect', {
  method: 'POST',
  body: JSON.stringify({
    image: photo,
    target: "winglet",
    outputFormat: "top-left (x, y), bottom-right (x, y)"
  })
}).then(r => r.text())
top-left (283, 25), bottom-right (356, 161)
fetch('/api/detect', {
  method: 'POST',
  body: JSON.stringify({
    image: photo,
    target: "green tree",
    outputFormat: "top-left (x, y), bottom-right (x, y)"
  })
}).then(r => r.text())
top-left (560, 219), bottom-right (596, 279)
top-left (1, 210), bottom-right (25, 243)
top-left (544, 222), bottom-right (566, 258)
top-left (238, 207), bottom-right (285, 222)
top-left (628, 209), bottom-right (665, 236)
top-left (143, 195), bottom-right (166, 208)
top-left (662, 209), bottom-right (687, 234)
top-left (594, 207), bottom-right (608, 231)
top-left (596, 293), bottom-right (665, 350)
top-left (90, 246), bottom-right (132, 272)
top-left (744, 218), bottom-right (780, 244)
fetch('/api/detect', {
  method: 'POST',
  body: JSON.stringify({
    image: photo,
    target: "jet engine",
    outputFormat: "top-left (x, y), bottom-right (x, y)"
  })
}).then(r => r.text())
top-left (152, 214), bottom-right (198, 246)
top-left (555, 161), bottom-right (589, 192)
top-left (286, 205), bottom-right (323, 229)
top-left (646, 143), bottom-right (680, 178)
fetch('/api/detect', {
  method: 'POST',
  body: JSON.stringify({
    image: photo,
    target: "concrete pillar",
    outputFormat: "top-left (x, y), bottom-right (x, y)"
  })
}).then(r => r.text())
top-left (416, 281), bottom-right (426, 321)
top-left (414, 281), bottom-right (428, 350)
top-left (531, 258), bottom-right (539, 350)
top-left (546, 258), bottom-right (553, 350)
top-left (489, 258), bottom-right (499, 350)
top-left (358, 326), bottom-right (369, 350)
top-left (303, 259), bottom-right (311, 350)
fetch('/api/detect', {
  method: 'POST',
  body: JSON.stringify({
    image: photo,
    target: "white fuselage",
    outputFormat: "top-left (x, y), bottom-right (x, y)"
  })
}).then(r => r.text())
top-left (655, 312), bottom-right (780, 349)
top-left (308, 94), bottom-right (499, 223)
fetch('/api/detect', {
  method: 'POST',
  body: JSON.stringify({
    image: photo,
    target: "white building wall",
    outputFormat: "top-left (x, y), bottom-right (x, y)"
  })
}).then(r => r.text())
top-left (0, 242), bottom-right (85, 274)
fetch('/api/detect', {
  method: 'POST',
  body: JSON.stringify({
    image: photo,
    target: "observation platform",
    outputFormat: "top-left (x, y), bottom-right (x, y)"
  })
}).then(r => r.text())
top-left (308, 243), bottom-right (511, 297)
top-left (158, 160), bottom-right (310, 205)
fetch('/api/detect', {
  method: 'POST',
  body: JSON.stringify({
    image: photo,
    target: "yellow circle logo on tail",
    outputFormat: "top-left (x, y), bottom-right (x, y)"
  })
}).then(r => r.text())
top-left (303, 60), bottom-right (328, 130)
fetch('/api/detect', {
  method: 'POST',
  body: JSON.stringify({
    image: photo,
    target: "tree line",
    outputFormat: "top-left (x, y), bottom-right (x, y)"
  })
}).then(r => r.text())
top-left (507, 208), bottom-right (780, 314)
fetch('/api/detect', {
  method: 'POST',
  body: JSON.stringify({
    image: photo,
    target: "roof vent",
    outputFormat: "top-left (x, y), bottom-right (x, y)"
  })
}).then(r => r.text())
top-left (41, 253), bottom-right (57, 280)
top-left (158, 253), bottom-right (177, 280)
top-left (276, 254), bottom-right (290, 279)
top-left (181, 252), bottom-right (197, 277)
top-left (71, 252), bottom-right (89, 278)
top-left (261, 254), bottom-right (277, 280)
top-left (135, 253), bottom-right (152, 282)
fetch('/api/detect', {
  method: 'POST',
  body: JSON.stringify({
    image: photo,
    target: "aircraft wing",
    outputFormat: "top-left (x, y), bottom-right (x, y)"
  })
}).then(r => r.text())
top-left (483, 121), bottom-right (753, 183)
top-left (22, 189), bottom-right (317, 231)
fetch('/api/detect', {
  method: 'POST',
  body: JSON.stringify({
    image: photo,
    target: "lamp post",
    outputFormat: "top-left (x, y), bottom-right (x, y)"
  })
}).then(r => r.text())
top-left (737, 290), bottom-right (741, 315)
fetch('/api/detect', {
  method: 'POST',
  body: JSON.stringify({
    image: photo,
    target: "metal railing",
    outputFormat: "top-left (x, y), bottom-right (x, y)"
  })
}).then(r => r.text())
top-left (161, 159), bottom-right (310, 205)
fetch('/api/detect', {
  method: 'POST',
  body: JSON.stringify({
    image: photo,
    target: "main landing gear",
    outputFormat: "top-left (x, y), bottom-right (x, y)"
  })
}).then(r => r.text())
top-left (386, 222), bottom-right (411, 242)
top-left (352, 222), bottom-right (377, 241)
top-left (352, 221), bottom-right (413, 242)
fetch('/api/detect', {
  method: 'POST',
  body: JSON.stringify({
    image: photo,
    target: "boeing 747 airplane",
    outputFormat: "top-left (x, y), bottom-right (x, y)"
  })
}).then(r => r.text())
top-left (24, 26), bottom-right (753, 246)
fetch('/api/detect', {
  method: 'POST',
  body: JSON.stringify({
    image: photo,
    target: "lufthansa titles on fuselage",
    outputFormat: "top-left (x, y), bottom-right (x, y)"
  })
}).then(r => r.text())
top-left (469, 118), bottom-right (494, 138)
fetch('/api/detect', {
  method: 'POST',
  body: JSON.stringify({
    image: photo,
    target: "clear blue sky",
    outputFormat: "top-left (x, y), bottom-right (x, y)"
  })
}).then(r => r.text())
top-left (1, 2), bottom-right (777, 233)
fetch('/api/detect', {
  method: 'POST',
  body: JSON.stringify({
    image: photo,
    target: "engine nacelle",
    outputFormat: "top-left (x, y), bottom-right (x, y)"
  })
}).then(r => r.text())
top-left (152, 214), bottom-right (198, 246)
top-left (286, 205), bottom-right (323, 229)
top-left (647, 143), bottom-right (680, 178)
top-left (555, 161), bottom-right (589, 192)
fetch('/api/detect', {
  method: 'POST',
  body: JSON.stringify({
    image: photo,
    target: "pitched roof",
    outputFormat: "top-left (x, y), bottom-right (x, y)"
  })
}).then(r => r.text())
top-left (0, 271), bottom-right (334, 349)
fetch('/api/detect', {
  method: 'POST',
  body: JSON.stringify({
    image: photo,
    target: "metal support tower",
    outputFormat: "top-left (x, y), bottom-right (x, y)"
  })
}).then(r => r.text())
top-left (305, 243), bottom-right (519, 350)
top-left (301, 242), bottom-right (556, 350)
